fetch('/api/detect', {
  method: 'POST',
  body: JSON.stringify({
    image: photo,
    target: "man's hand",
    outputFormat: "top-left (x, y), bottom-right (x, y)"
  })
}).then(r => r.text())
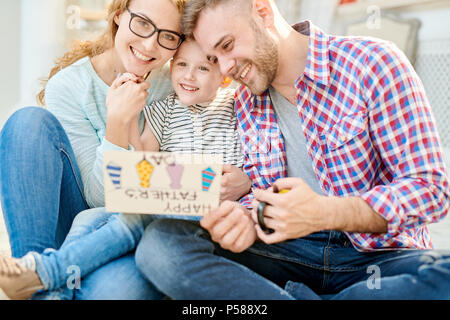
top-left (220, 165), bottom-right (252, 203)
top-left (251, 177), bottom-right (388, 245)
top-left (201, 201), bottom-right (257, 253)
top-left (251, 178), bottom-right (328, 244)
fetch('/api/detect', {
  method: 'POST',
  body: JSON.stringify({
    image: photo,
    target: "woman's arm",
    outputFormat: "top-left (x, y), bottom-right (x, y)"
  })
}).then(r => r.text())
top-left (105, 74), bottom-right (150, 149)
top-left (45, 73), bottom-right (111, 208)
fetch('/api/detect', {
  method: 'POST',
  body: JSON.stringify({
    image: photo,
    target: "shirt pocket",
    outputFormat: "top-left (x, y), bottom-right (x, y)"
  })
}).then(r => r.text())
top-left (320, 112), bottom-right (372, 193)
top-left (324, 112), bottom-right (366, 151)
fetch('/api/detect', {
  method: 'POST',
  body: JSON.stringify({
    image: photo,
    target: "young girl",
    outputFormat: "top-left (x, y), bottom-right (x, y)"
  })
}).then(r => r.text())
top-left (0, 39), bottom-right (247, 300)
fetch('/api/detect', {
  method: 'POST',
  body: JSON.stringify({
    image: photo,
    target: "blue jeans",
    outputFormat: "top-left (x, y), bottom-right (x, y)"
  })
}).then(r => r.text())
top-left (0, 107), bottom-right (162, 300)
top-left (135, 219), bottom-right (450, 300)
top-left (30, 208), bottom-right (201, 295)
top-left (31, 208), bottom-right (163, 300)
top-left (0, 107), bottom-right (88, 256)
top-left (28, 208), bottom-right (153, 292)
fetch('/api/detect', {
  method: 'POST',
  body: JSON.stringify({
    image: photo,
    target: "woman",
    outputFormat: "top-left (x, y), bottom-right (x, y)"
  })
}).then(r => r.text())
top-left (0, 0), bottom-right (251, 300)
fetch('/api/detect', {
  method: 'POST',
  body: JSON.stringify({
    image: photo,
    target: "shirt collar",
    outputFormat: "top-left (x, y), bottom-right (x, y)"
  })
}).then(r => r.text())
top-left (294, 21), bottom-right (331, 87)
top-left (244, 21), bottom-right (331, 112)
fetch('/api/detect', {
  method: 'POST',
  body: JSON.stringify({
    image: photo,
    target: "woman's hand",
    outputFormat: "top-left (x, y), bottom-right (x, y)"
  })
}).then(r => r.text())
top-left (250, 178), bottom-right (328, 245)
top-left (220, 165), bottom-right (252, 203)
top-left (105, 73), bottom-right (150, 149)
top-left (106, 73), bottom-right (150, 125)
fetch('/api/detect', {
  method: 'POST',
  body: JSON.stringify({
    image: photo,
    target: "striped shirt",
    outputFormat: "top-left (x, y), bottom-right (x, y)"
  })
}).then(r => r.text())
top-left (236, 21), bottom-right (449, 252)
top-left (143, 88), bottom-right (244, 167)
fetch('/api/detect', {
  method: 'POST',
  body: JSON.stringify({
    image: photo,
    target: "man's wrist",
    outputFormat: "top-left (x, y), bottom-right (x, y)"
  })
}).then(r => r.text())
top-left (321, 196), bottom-right (388, 233)
top-left (316, 195), bottom-right (339, 231)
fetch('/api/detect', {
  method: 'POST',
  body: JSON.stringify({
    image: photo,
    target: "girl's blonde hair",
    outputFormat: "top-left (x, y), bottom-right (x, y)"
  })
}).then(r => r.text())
top-left (37, 0), bottom-right (187, 106)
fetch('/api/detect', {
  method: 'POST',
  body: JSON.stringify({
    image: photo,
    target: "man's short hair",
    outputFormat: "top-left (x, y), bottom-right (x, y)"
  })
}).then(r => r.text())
top-left (181, 0), bottom-right (251, 38)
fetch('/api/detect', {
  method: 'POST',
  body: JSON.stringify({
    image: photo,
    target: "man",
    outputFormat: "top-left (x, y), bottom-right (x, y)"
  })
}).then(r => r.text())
top-left (135, 0), bottom-right (450, 299)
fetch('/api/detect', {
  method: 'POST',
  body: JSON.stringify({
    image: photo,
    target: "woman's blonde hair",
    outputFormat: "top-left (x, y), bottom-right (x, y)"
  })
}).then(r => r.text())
top-left (37, 0), bottom-right (187, 106)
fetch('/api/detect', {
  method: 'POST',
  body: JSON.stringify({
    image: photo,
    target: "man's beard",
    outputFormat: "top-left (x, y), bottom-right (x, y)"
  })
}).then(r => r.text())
top-left (244, 20), bottom-right (279, 95)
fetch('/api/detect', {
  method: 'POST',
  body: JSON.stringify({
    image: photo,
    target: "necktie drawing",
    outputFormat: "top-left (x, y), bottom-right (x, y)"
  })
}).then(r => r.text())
top-left (106, 162), bottom-right (122, 189)
top-left (136, 157), bottom-right (155, 188)
top-left (201, 167), bottom-right (216, 192)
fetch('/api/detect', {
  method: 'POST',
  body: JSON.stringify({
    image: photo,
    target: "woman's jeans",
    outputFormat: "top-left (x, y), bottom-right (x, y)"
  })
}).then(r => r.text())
top-left (30, 209), bottom-right (200, 295)
top-left (135, 219), bottom-right (450, 300)
top-left (0, 107), bottom-right (162, 299)
top-left (29, 209), bottom-right (152, 292)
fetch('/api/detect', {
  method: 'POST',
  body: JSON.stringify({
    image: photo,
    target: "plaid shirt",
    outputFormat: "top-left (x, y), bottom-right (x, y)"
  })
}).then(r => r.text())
top-left (236, 21), bottom-right (449, 252)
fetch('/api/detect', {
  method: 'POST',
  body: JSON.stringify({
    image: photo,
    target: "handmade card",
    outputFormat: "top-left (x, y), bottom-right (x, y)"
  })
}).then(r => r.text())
top-left (103, 151), bottom-right (223, 216)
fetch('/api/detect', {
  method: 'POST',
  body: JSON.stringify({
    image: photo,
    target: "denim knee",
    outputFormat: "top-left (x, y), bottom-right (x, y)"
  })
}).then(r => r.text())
top-left (1, 107), bottom-right (63, 147)
top-left (70, 208), bottom-right (117, 236)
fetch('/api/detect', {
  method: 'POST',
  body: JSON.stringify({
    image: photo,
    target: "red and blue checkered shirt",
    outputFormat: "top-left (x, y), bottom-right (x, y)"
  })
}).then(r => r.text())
top-left (236, 21), bottom-right (449, 252)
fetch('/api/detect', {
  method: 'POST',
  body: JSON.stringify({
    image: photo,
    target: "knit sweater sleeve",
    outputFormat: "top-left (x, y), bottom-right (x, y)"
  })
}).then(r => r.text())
top-left (44, 67), bottom-right (128, 208)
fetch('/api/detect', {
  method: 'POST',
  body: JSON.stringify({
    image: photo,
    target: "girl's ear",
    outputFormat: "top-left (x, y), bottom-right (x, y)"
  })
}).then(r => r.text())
top-left (170, 59), bottom-right (174, 73)
top-left (220, 76), bottom-right (232, 88)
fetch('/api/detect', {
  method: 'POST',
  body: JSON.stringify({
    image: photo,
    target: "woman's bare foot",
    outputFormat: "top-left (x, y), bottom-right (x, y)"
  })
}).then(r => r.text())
top-left (0, 255), bottom-right (43, 300)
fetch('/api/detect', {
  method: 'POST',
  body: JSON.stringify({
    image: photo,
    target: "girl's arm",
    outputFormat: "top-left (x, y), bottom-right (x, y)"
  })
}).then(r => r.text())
top-left (140, 121), bottom-right (160, 152)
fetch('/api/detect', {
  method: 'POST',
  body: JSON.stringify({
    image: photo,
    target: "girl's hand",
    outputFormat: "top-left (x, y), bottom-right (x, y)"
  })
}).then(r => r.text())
top-left (220, 165), bottom-right (252, 202)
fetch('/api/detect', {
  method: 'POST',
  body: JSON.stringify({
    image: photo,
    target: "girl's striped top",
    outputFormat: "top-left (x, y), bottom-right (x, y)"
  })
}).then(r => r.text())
top-left (143, 88), bottom-right (243, 167)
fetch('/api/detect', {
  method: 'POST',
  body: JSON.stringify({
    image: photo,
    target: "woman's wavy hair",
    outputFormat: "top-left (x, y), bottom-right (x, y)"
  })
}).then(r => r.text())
top-left (37, 0), bottom-right (186, 106)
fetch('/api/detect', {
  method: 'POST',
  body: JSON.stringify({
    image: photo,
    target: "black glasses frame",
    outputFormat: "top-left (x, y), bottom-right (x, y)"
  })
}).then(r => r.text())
top-left (126, 7), bottom-right (185, 50)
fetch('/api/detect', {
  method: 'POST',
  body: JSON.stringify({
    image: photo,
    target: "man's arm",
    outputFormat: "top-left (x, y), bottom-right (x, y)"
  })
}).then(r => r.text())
top-left (358, 41), bottom-right (449, 236)
top-left (250, 178), bottom-right (387, 244)
top-left (325, 195), bottom-right (387, 233)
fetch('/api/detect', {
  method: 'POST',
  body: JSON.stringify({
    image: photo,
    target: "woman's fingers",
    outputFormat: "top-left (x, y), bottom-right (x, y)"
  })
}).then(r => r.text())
top-left (110, 73), bottom-right (142, 89)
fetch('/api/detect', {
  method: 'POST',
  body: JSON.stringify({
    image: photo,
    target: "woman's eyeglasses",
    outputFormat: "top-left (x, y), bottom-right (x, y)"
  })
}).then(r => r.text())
top-left (127, 7), bottom-right (184, 50)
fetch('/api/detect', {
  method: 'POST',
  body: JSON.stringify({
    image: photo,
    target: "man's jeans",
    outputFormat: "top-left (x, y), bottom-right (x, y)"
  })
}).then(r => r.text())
top-left (0, 107), bottom-right (163, 300)
top-left (136, 219), bottom-right (450, 300)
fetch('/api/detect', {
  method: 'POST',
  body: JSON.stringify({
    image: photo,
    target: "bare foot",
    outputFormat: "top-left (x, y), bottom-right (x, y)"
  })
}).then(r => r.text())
top-left (0, 255), bottom-right (43, 300)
